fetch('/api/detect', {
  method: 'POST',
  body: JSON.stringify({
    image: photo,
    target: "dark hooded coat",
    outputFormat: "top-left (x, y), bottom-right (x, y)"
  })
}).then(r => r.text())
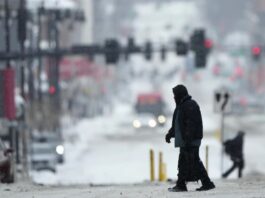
top-left (224, 132), bottom-right (244, 161)
top-left (168, 88), bottom-right (203, 144)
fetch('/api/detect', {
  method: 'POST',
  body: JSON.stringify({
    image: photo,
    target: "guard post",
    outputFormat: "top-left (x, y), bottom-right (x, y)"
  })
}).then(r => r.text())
top-left (150, 149), bottom-right (155, 182)
top-left (205, 145), bottom-right (209, 173)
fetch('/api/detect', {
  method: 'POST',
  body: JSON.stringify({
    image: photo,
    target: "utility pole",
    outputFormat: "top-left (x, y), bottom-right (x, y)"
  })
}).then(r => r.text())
top-left (4, 0), bottom-right (16, 182)
top-left (37, 6), bottom-right (44, 101)
top-left (54, 10), bottom-right (61, 134)
top-left (54, 10), bottom-right (60, 102)
top-left (18, 0), bottom-right (28, 178)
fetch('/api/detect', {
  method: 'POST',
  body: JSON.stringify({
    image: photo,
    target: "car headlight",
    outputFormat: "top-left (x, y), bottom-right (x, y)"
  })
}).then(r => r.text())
top-left (148, 119), bottom-right (157, 128)
top-left (158, 115), bottom-right (166, 124)
top-left (56, 145), bottom-right (64, 155)
top-left (133, 120), bottom-right (141, 128)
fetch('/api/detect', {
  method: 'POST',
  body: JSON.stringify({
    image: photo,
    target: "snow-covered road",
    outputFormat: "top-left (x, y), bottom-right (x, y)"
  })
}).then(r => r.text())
top-left (31, 107), bottom-right (265, 185)
top-left (1, 176), bottom-right (265, 198)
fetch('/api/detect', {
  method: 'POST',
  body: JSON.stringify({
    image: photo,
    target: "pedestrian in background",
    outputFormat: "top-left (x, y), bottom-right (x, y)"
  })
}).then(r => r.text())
top-left (165, 84), bottom-right (215, 192)
top-left (222, 131), bottom-right (245, 178)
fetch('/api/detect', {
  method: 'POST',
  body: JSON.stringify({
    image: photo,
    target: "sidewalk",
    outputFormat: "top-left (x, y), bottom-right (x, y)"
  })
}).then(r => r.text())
top-left (1, 175), bottom-right (265, 198)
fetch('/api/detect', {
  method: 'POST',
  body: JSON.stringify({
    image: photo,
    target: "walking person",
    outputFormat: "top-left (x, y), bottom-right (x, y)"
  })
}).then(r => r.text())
top-left (222, 131), bottom-right (245, 178)
top-left (165, 84), bottom-right (215, 192)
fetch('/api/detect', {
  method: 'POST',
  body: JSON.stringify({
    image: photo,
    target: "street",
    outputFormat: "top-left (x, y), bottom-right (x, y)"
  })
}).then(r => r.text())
top-left (30, 107), bottom-right (265, 185)
top-left (1, 176), bottom-right (265, 198)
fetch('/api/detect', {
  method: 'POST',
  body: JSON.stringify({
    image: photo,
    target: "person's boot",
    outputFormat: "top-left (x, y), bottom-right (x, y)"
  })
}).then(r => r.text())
top-left (196, 160), bottom-right (215, 191)
top-left (168, 181), bottom-right (187, 192)
top-left (196, 181), bottom-right (215, 191)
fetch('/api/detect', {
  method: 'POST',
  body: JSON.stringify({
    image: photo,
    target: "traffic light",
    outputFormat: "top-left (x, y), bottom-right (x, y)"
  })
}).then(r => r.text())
top-left (190, 29), bottom-right (208, 68)
top-left (125, 37), bottom-right (135, 61)
top-left (195, 47), bottom-right (207, 68)
top-left (190, 29), bottom-right (205, 52)
top-left (160, 45), bottom-right (167, 61)
top-left (49, 85), bottom-right (56, 95)
top-left (144, 41), bottom-right (153, 61)
top-left (251, 46), bottom-right (261, 61)
top-left (104, 39), bottom-right (120, 64)
top-left (17, 8), bottom-right (27, 44)
top-left (175, 40), bottom-right (188, 56)
top-left (204, 38), bottom-right (213, 54)
top-left (48, 59), bottom-right (58, 97)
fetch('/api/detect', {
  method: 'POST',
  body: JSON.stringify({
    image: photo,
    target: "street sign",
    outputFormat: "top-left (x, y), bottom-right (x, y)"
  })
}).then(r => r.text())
top-left (214, 87), bottom-right (232, 176)
top-left (214, 88), bottom-right (232, 113)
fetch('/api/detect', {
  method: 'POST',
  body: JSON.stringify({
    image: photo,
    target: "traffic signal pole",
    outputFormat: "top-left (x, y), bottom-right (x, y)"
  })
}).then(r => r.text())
top-left (220, 111), bottom-right (225, 176)
top-left (47, 10), bottom-right (61, 132)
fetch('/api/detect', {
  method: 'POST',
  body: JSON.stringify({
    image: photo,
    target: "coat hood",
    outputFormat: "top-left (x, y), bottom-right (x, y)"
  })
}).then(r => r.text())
top-left (172, 85), bottom-right (189, 105)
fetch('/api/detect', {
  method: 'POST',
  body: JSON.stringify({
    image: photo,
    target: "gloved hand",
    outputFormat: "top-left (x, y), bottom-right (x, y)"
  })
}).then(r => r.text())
top-left (165, 133), bottom-right (172, 143)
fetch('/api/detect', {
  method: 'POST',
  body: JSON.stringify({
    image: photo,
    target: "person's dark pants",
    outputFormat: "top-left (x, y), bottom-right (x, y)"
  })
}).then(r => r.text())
top-left (222, 160), bottom-right (244, 178)
top-left (177, 146), bottom-right (211, 186)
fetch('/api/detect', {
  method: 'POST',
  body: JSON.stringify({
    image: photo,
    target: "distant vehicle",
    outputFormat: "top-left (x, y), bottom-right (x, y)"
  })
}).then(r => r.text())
top-left (232, 94), bottom-right (265, 114)
top-left (53, 135), bottom-right (65, 164)
top-left (132, 113), bottom-right (158, 129)
top-left (134, 92), bottom-right (167, 128)
top-left (31, 142), bottom-right (57, 172)
top-left (30, 132), bottom-right (65, 172)
top-left (0, 139), bottom-right (14, 183)
top-left (32, 132), bottom-right (65, 164)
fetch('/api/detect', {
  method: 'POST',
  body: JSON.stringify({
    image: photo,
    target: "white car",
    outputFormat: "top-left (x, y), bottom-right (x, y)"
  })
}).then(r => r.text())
top-left (31, 142), bottom-right (57, 173)
top-left (31, 132), bottom-right (65, 164)
top-left (30, 132), bottom-right (60, 172)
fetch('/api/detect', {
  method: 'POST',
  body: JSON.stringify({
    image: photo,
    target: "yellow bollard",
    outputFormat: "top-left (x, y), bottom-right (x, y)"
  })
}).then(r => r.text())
top-left (162, 163), bottom-right (167, 181)
top-left (214, 129), bottom-right (221, 142)
top-left (150, 149), bottom-right (155, 182)
top-left (159, 151), bottom-right (163, 182)
top-left (159, 152), bottom-right (167, 182)
top-left (205, 145), bottom-right (209, 173)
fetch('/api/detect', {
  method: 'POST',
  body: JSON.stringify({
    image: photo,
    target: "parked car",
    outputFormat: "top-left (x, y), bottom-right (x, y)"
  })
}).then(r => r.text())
top-left (0, 139), bottom-right (14, 183)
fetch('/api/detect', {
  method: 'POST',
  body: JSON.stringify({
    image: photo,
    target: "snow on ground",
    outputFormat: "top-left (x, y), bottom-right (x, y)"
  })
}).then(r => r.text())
top-left (31, 99), bottom-right (220, 185)
top-left (31, 97), bottom-right (265, 185)
top-left (2, 176), bottom-right (265, 198)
